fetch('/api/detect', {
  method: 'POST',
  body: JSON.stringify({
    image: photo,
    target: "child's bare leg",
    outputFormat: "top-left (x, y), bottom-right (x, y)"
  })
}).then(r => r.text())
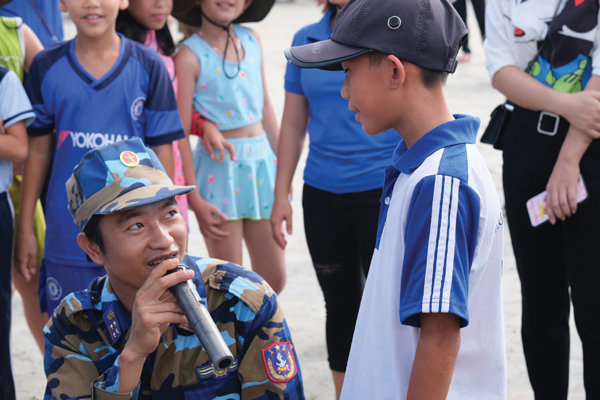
top-left (332, 370), bottom-right (345, 400)
top-left (204, 220), bottom-right (244, 265)
top-left (243, 219), bottom-right (286, 294)
top-left (12, 266), bottom-right (47, 353)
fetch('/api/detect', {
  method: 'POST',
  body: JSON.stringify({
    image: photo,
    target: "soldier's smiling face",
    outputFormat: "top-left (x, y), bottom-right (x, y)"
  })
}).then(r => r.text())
top-left (88, 198), bottom-right (187, 295)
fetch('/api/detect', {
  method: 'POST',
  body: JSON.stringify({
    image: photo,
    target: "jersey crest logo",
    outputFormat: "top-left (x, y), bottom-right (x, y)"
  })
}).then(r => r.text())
top-left (120, 151), bottom-right (140, 167)
top-left (46, 277), bottom-right (62, 301)
top-left (262, 341), bottom-right (297, 382)
top-left (131, 96), bottom-right (146, 120)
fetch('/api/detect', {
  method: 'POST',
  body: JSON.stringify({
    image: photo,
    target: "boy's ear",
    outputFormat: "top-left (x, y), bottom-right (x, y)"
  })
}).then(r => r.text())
top-left (59, 0), bottom-right (68, 13)
top-left (386, 55), bottom-right (405, 90)
top-left (77, 233), bottom-right (106, 266)
top-left (119, 0), bottom-right (129, 11)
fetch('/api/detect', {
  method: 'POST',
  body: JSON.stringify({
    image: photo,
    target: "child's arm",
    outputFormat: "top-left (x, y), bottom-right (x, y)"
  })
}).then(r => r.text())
top-left (16, 134), bottom-right (52, 281)
top-left (201, 120), bottom-right (237, 162)
top-left (151, 143), bottom-right (174, 181)
top-left (406, 313), bottom-right (461, 400)
top-left (270, 91), bottom-right (309, 249)
top-left (23, 23), bottom-right (43, 72)
top-left (175, 46), bottom-right (230, 240)
top-left (174, 47), bottom-right (236, 164)
top-left (399, 175), bottom-right (481, 397)
top-left (0, 120), bottom-right (28, 163)
top-left (248, 28), bottom-right (279, 154)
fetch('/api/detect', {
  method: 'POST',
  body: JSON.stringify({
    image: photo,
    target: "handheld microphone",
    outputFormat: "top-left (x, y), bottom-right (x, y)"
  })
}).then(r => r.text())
top-left (165, 259), bottom-right (234, 370)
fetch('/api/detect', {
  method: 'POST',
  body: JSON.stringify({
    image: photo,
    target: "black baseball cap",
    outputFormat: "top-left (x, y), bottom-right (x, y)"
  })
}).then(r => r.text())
top-left (284, 0), bottom-right (467, 73)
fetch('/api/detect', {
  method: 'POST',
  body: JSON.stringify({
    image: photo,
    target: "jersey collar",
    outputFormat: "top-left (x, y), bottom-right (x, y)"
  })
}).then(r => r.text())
top-left (391, 114), bottom-right (480, 174)
top-left (66, 32), bottom-right (129, 90)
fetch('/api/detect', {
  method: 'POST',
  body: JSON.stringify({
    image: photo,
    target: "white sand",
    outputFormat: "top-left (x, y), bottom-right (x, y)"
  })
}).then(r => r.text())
top-left (11, 1), bottom-right (585, 398)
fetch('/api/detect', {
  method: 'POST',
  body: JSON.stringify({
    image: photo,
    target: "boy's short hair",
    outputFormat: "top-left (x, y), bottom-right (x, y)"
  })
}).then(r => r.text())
top-left (368, 51), bottom-right (448, 89)
top-left (285, 0), bottom-right (467, 74)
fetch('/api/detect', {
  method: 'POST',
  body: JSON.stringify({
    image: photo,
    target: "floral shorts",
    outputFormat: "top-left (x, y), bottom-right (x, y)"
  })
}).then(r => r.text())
top-left (194, 134), bottom-right (277, 220)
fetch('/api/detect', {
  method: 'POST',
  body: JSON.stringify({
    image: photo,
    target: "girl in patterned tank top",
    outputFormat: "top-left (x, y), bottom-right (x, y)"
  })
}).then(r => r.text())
top-left (173, 0), bottom-right (285, 293)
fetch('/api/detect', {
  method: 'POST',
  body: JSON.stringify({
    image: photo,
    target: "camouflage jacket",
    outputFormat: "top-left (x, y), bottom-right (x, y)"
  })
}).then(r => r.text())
top-left (43, 256), bottom-right (305, 399)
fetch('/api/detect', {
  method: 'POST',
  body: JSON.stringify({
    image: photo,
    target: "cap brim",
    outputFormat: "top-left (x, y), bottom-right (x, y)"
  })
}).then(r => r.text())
top-left (284, 40), bottom-right (371, 71)
top-left (88, 184), bottom-right (195, 227)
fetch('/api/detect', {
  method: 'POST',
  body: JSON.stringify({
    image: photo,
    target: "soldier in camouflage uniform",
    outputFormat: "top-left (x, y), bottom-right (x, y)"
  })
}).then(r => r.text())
top-left (43, 138), bottom-right (305, 399)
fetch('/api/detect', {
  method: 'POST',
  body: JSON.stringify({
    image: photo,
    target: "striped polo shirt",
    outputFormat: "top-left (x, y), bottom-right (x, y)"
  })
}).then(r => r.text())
top-left (341, 115), bottom-right (506, 400)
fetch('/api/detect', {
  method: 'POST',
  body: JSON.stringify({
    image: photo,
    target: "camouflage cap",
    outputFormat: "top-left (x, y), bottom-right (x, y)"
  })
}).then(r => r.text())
top-left (66, 138), bottom-right (195, 231)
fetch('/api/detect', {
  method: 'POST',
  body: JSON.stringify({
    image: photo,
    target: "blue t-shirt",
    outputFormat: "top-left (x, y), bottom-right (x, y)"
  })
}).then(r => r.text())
top-left (0, 0), bottom-right (64, 47)
top-left (25, 34), bottom-right (184, 266)
top-left (284, 9), bottom-right (399, 193)
top-left (0, 66), bottom-right (35, 193)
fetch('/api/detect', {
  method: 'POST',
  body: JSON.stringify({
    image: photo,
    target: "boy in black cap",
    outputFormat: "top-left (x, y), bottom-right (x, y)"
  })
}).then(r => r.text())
top-left (286, 0), bottom-right (507, 398)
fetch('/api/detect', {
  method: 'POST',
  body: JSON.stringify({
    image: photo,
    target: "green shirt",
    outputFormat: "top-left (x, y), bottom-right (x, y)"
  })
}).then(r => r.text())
top-left (0, 16), bottom-right (25, 81)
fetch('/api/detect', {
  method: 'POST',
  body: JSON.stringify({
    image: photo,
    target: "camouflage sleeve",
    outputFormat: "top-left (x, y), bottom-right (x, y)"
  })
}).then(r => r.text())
top-left (43, 314), bottom-right (139, 400)
top-left (237, 294), bottom-right (305, 400)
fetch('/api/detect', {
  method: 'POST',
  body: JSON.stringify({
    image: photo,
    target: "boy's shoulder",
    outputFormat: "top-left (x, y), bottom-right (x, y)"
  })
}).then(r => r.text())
top-left (186, 255), bottom-right (275, 315)
top-left (27, 40), bottom-right (71, 87)
top-left (394, 115), bottom-right (481, 179)
top-left (31, 40), bottom-right (70, 70)
top-left (0, 65), bottom-right (10, 81)
top-left (0, 66), bottom-right (27, 98)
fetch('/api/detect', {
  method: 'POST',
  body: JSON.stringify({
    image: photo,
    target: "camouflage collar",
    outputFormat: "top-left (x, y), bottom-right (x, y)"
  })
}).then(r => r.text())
top-left (98, 256), bottom-right (207, 347)
top-left (100, 278), bottom-right (132, 346)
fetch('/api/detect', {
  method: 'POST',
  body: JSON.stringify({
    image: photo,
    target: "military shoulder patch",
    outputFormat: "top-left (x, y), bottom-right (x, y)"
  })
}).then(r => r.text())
top-left (261, 341), bottom-right (297, 383)
top-left (102, 305), bottom-right (122, 346)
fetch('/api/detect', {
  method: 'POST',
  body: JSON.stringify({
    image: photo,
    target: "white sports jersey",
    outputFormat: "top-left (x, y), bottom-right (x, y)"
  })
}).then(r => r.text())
top-left (0, 67), bottom-right (34, 193)
top-left (341, 115), bottom-right (506, 400)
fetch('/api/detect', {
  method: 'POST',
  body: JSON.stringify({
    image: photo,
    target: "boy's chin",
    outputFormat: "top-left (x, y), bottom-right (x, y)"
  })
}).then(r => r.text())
top-left (361, 125), bottom-right (387, 136)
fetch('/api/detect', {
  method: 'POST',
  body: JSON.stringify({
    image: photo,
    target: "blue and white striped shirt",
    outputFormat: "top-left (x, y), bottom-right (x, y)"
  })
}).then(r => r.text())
top-left (342, 115), bottom-right (506, 400)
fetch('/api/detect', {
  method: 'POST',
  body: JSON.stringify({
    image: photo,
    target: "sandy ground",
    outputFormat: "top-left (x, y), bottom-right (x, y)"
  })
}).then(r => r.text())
top-left (10, 0), bottom-right (586, 398)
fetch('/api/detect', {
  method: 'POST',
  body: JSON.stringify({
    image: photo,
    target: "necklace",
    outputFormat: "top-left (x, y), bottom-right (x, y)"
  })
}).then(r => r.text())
top-left (198, 30), bottom-right (242, 59)
top-left (197, 12), bottom-right (242, 79)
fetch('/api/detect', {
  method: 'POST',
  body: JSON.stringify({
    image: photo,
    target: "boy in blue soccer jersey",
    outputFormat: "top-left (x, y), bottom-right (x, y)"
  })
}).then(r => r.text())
top-left (286, 0), bottom-right (507, 399)
top-left (16, 0), bottom-right (185, 316)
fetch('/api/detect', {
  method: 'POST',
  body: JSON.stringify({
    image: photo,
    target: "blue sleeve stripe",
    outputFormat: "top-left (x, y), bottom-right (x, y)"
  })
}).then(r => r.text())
top-left (0, 66), bottom-right (8, 80)
top-left (27, 126), bottom-right (53, 136)
top-left (422, 175), bottom-right (460, 314)
top-left (441, 177), bottom-right (460, 313)
top-left (4, 109), bottom-right (34, 126)
top-left (422, 175), bottom-right (442, 312)
top-left (145, 129), bottom-right (185, 147)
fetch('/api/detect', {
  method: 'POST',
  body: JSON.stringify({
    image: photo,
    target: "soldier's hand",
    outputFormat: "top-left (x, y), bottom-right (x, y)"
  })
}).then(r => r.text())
top-left (125, 258), bottom-right (192, 360)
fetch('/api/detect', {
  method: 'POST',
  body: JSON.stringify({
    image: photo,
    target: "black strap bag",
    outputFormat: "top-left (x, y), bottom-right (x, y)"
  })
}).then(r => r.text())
top-left (480, 102), bottom-right (514, 150)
